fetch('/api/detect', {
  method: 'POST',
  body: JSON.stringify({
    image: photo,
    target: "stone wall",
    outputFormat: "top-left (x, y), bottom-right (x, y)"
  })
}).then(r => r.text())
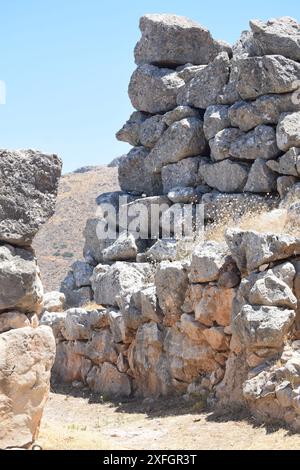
top-left (0, 150), bottom-right (62, 449)
top-left (52, 14), bottom-right (300, 431)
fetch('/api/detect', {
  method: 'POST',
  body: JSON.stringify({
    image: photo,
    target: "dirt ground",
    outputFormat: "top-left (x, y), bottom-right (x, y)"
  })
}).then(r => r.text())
top-left (38, 387), bottom-right (300, 450)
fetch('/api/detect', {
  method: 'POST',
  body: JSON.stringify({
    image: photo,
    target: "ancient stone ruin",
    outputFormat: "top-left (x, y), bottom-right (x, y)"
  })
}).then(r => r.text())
top-left (44, 15), bottom-right (300, 433)
top-left (0, 150), bottom-right (62, 448)
top-left (3, 13), bottom-right (300, 446)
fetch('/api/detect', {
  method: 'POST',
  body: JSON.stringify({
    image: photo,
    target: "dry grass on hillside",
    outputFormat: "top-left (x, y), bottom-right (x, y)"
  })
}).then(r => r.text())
top-left (33, 166), bottom-right (119, 291)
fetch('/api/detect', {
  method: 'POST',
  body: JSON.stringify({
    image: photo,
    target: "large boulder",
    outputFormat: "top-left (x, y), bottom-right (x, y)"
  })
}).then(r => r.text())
top-left (155, 261), bottom-right (189, 327)
top-left (229, 93), bottom-right (300, 132)
top-left (146, 117), bottom-right (207, 173)
top-left (128, 322), bottom-right (170, 397)
top-left (161, 157), bottom-right (203, 194)
top-left (189, 241), bottom-right (228, 283)
top-left (276, 112), bottom-right (300, 152)
top-left (235, 55), bottom-right (300, 100)
top-left (229, 125), bottom-right (280, 161)
top-left (43, 291), bottom-right (65, 313)
top-left (267, 147), bottom-right (300, 176)
top-left (102, 233), bottom-right (138, 262)
top-left (139, 115), bottom-right (167, 148)
top-left (134, 14), bottom-right (231, 66)
top-left (128, 64), bottom-right (185, 114)
top-left (226, 229), bottom-right (300, 273)
top-left (234, 305), bottom-right (295, 350)
top-left (244, 158), bottom-right (277, 193)
top-left (118, 146), bottom-right (163, 196)
top-left (198, 158), bottom-right (249, 193)
top-left (0, 326), bottom-right (56, 449)
top-left (116, 111), bottom-right (148, 146)
top-left (250, 17), bottom-right (300, 62)
top-left (92, 262), bottom-right (154, 307)
top-left (177, 52), bottom-right (231, 109)
top-left (210, 128), bottom-right (244, 162)
top-left (203, 105), bottom-right (231, 140)
top-left (86, 363), bottom-right (131, 397)
top-left (0, 149), bottom-right (62, 247)
top-left (0, 245), bottom-right (43, 314)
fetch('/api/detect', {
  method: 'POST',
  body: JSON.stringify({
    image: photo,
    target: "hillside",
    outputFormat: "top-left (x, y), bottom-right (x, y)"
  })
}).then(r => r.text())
top-left (33, 166), bottom-right (119, 291)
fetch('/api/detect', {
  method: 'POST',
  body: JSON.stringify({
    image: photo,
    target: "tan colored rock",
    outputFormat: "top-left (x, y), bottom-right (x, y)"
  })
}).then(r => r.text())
top-left (194, 285), bottom-right (235, 327)
top-left (0, 326), bottom-right (55, 449)
top-left (0, 311), bottom-right (31, 333)
top-left (86, 363), bottom-right (132, 397)
top-left (203, 327), bottom-right (230, 352)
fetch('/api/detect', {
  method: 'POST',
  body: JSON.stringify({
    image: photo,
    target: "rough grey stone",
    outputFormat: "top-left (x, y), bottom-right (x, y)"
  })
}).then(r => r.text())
top-left (162, 106), bottom-right (200, 127)
top-left (203, 105), bottom-right (231, 140)
top-left (0, 149), bottom-right (62, 246)
top-left (267, 147), bottom-right (300, 176)
top-left (167, 187), bottom-right (202, 204)
top-left (189, 241), bottom-right (228, 283)
top-left (92, 262), bottom-right (154, 307)
top-left (177, 52), bottom-right (230, 109)
top-left (128, 64), bottom-right (185, 114)
top-left (244, 158), bottom-right (277, 193)
top-left (155, 261), bottom-right (189, 327)
top-left (145, 239), bottom-right (178, 262)
top-left (277, 112), bottom-right (300, 152)
top-left (134, 13), bottom-right (231, 66)
top-left (0, 245), bottom-right (43, 314)
top-left (72, 261), bottom-right (93, 288)
top-left (139, 115), bottom-right (167, 148)
top-left (232, 30), bottom-right (262, 58)
top-left (118, 146), bottom-right (163, 196)
top-left (210, 128), bottom-right (243, 162)
top-left (277, 176), bottom-right (298, 199)
top-left (235, 304), bottom-right (295, 350)
top-left (116, 111), bottom-right (148, 146)
top-left (199, 159), bottom-right (249, 193)
top-left (250, 17), bottom-right (300, 62)
top-left (83, 218), bottom-right (115, 265)
top-left (229, 94), bottom-right (300, 132)
top-left (43, 291), bottom-right (65, 313)
top-left (161, 157), bottom-right (203, 194)
top-left (235, 55), bottom-right (300, 100)
top-left (102, 233), bottom-right (138, 262)
top-left (146, 117), bottom-right (207, 173)
top-left (226, 229), bottom-right (300, 273)
top-left (248, 273), bottom-right (297, 309)
top-left (229, 125), bottom-right (280, 161)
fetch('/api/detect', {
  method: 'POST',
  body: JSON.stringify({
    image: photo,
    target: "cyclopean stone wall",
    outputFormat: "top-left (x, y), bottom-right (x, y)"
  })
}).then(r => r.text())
top-left (52, 15), bottom-right (300, 431)
top-left (0, 150), bottom-right (62, 449)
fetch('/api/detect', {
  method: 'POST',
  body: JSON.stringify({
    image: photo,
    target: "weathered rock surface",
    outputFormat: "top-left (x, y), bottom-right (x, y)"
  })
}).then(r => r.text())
top-left (155, 261), bottom-right (189, 326)
top-left (147, 117), bottom-right (207, 173)
top-left (129, 64), bottom-right (185, 114)
top-left (116, 111), bottom-right (148, 146)
top-left (198, 159), bottom-right (249, 193)
top-left (43, 291), bottom-right (65, 313)
top-left (102, 233), bottom-right (138, 262)
top-left (177, 53), bottom-right (230, 109)
top-left (267, 147), bottom-right (300, 176)
top-left (189, 241), bottom-right (228, 283)
top-left (0, 245), bottom-right (43, 314)
top-left (210, 128), bottom-right (243, 162)
top-left (0, 326), bottom-right (56, 449)
top-left (244, 158), bottom-right (277, 193)
top-left (118, 146), bottom-right (163, 196)
top-left (139, 115), bottom-right (167, 148)
top-left (277, 112), bottom-right (300, 152)
top-left (204, 105), bottom-right (231, 140)
top-left (226, 229), bottom-right (300, 273)
top-left (234, 305), bottom-right (295, 350)
top-left (0, 311), bottom-right (36, 334)
top-left (161, 157), bottom-right (203, 194)
top-left (162, 106), bottom-right (200, 127)
top-left (235, 55), bottom-right (300, 100)
top-left (0, 150), bottom-right (62, 247)
top-left (92, 262), bottom-right (154, 307)
top-left (250, 17), bottom-right (300, 62)
top-left (135, 14), bottom-right (231, 66)
top-left (229, 125), bottom-right (280, 161)
top-left (87, 363), bottom-right (131, 397)
top-left (229, 94), bottom-right (300, 132)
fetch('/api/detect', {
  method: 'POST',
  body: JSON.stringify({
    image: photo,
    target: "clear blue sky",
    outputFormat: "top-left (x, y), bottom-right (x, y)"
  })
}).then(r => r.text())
top-left (0, 0), bottom-right (299, 173)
